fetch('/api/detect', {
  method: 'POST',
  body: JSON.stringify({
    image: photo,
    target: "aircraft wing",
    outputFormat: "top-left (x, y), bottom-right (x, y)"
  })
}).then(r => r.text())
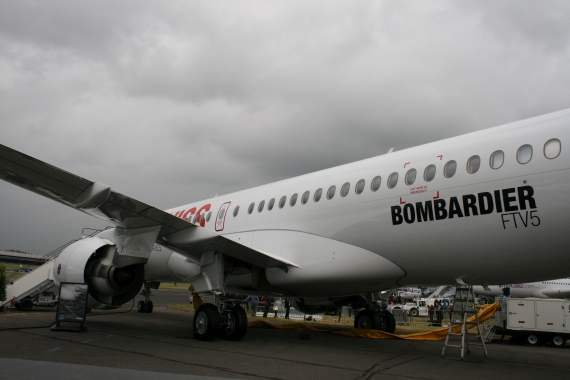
top-left (0, 144), bottom-right (297, 269)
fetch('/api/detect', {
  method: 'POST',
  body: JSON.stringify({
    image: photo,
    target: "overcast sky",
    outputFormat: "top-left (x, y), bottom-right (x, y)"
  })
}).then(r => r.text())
top-left (1, 1), bottom-right (569, 255)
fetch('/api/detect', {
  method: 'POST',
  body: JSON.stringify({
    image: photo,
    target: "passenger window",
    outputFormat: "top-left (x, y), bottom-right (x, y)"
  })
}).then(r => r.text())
top-left (290, 193), bottom-right (298, 206)
top-left (544, 139), bottom-right (561, 159)
top-left (467, 155), bottom-right (480, 174)
top-left (258, 200), bottom-right (265, 212)
top-left (517, 144), bottom-right (533, 164)
top-left (444, 160), bottom-right (457, 178)
top-left (327, 185), bottom-right (336, 200)
top-left (192, 213), bottom-right (199, 223)
top-left (218, 210), bottom-right (225, 220)
top-left (340, 182), bottom-right (350, 197)
top-left (355, 179), bottom-right (365, 194)
top-left (371, 176), bottom-right (381, 192)
top-left (314, 188), bottom-right (323, 202)
top-left (301, 191), bottom-right (310, 204)
top-left (405, 169), bottom-right (416, 186)
top-left (489, 150), bottom-right (504, 169)
top-left (206, 211), bottom-right (212, 221)
top-left (268, 198), bottom-right (275, 211)
top-left (248, 202), bottom-right (255, 214)
top-left (387, 172), bottom-right (398, 189)
top-left (424, 165), bottom-right (436, 182)
top-left (279, 196), bottom-right (286, 209)
top-left (233, 206), bottom-right (239, 217)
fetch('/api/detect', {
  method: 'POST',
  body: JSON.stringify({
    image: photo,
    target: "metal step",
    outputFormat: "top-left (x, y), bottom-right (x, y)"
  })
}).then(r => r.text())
top-left (442, 285), bottom-right (489, 360)
top-left (2, 260), bottom-right (55, 306)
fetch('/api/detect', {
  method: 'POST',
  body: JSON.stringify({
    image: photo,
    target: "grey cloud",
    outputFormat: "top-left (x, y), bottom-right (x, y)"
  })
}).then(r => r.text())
top-left (1, 1), bottom-right (569, 255)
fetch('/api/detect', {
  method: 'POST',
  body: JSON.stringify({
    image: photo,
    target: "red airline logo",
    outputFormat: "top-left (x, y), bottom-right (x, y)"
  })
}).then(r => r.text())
top-left (173, 204), bottom-right (211, 227)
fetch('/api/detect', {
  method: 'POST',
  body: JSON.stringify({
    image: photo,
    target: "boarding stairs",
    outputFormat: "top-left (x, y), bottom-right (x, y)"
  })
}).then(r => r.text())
top-left (426, 285), bottom-right (453, 299)
top-left (441, 285), bottom-right (488, 360)
top-left (1, 228), bottom-right (106, 308)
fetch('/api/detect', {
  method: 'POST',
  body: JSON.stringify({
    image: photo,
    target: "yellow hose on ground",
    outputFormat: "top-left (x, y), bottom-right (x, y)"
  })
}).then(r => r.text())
top-left (248, 302), bottom-right (500, 341)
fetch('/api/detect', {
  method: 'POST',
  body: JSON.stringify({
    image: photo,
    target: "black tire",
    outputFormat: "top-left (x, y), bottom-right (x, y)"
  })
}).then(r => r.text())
top-left (525, 334), bottom-right (542, 346)
top-left (17, 297), bottom-right (33, 311)
top-left (550, 335), bottom-right (566, 348)
top-left (380, 312), bottom-right (396, 334)
top-left (137, 300), bottom-right (145, 313)
top-left (193, 303), bottom-right (221, 341)
top-left (220, 305), bottom-right (248, 341)
top-left (354, 310), bottom-right (380, 330)
top-left (144, 300), bottom-right (153, 313)
top-left (410, 308), bottom-right (419, 317)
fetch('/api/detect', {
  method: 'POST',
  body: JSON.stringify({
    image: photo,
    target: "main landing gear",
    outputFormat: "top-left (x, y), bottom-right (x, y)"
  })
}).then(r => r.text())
top-left (193, 299), bottom-right (248, 341)
top-left (353, 292), bottom-right (396, 334)
top-left (137, 281), bottom-right (157, 313)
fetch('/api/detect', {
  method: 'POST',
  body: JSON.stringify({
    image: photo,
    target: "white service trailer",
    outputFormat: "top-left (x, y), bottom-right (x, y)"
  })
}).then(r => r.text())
top-left (495, 298), bottom-right (570, 347)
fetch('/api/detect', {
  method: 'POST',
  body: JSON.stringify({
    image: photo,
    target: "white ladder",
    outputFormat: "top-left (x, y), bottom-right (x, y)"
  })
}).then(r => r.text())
top-left (441, 285), bottom-right (488, 359)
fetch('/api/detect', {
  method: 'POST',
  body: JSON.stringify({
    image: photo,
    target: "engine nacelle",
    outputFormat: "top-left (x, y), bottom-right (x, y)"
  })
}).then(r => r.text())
top-left (54, 237), bottom-right (145, 308)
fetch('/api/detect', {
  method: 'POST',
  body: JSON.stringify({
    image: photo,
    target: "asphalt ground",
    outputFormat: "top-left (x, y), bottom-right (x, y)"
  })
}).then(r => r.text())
top-left (1, 288), bottom-right (570, 380)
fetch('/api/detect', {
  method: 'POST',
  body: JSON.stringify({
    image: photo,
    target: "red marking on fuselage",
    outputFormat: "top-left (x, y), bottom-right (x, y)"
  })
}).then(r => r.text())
top-left (174, 204), bottom-right (211, 227)
top-left (433, 191), bottom-right (440, 199)
top-left (195, 204), bottom-right (212, 227)
top-left (399, 197), bottom-right (406, 204)
top-left (182, 207), bottom-right (196, 221)
top-left (404, 162), bottom-right (410, 168)
top-left (437, 155), bottom-right (443, 160)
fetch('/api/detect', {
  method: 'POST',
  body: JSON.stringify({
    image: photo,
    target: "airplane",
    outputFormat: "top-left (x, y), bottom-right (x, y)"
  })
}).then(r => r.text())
top-left (391, 287), bottom-right (434, 301)
top-left (474, 278), bottom-right (570, 299)
top-left (1, 108), bottom-right (569, 341)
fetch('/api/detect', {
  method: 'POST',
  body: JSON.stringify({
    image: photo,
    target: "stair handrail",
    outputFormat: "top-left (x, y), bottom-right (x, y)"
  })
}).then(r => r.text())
top-left (4, 227), bottom-right (112, 282)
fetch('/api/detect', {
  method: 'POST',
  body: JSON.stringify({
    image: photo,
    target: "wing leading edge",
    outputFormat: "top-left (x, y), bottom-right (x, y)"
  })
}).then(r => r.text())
top-left (0, 144), bottom-right (296, 269)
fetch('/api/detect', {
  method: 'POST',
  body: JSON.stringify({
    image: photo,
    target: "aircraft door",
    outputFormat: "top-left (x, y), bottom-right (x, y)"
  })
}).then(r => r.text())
top-left (215, 202), bottom-right (231, 232)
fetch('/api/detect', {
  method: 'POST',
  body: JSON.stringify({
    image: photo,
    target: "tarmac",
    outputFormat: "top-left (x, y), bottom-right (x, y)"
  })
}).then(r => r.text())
top-left (1, 288), bottom-right (570, 380)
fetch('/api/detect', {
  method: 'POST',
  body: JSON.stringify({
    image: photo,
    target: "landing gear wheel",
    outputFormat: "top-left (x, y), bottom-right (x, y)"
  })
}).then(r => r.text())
top-left (137, 300), bottom-right (145, 313)
top-left (525, 334), bottom-right (542, 346)
top-left (144, 300), bottom-right (153, 313)
top-left (16, 297), bottom-right (33, 311)
top-left (354, 310), bottom-right (380, 330)
top-left (193, 303), bottom-right (221, 341)
top-left (220, 305), bottom-right (248, 341)
top-left (380, 312), bottom-right (396, 333)
top-left (550, 335), bottom-right (566, 348)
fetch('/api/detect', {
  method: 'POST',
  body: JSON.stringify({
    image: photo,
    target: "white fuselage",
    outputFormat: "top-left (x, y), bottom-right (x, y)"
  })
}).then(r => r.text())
top-left (474, 278), bottom-right (570, 299)
top-left (151, 109), bottom-right (570, 297)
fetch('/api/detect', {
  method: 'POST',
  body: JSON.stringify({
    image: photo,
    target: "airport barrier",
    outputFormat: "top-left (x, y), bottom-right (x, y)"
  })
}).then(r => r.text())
top-left (391, 308), bottom-right (413, 325)
top-left (248, 302), bottom-right (501, 341)
top-left (251, 302), bottom-right (320, 320)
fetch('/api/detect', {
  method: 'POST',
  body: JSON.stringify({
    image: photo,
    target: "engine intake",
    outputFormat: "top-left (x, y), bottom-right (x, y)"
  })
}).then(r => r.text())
top-left (54, 237), bottom-right (145, 307)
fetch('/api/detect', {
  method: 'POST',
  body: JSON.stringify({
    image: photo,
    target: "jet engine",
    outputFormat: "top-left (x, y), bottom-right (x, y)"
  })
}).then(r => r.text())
top-left (53, 237), bottom-right (145, 308)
